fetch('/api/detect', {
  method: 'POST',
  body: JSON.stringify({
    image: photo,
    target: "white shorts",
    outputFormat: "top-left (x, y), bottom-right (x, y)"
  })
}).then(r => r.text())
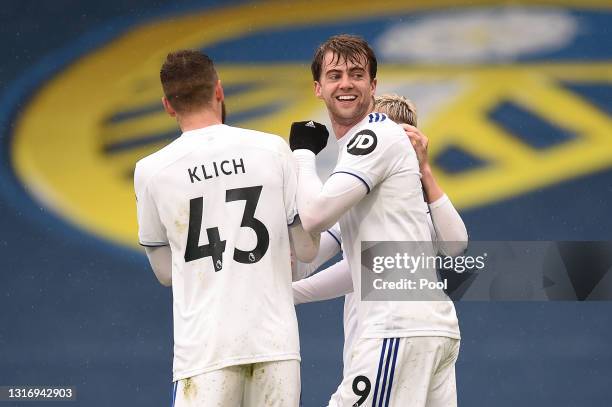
top-left (172, 360), bottom-right (300, 407)
top-left (328, 337), bottom-right (459, 407)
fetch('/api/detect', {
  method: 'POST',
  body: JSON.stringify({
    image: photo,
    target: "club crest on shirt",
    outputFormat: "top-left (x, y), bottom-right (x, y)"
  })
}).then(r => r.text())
top-left (347, 130), bottom-right (378, 156)
top-left (4, 0), bottom-right (611, 250)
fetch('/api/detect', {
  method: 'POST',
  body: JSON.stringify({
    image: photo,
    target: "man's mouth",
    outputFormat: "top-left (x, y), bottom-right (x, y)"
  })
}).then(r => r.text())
top-left (336, 95), bottom-right (357, 101)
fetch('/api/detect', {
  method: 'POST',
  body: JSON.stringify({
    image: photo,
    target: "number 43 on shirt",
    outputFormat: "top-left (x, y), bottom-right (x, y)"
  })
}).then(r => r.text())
top-left (184, 185), bottom-right (270, 271)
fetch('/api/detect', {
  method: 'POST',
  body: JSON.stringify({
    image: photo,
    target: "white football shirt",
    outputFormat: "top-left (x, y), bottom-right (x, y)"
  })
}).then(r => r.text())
top-left (332, 113), bottom-right (460, 339)
top-left (135, 124), bottom-right (300, 381)
top-left (341, 206), bottom-right (460, 374)
top-left (326, 225), bottom-right (359, 375)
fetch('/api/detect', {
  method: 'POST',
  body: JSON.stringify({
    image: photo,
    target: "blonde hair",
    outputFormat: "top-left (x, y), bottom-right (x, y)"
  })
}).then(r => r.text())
top-left (374, 94), bottom-right (417, 126)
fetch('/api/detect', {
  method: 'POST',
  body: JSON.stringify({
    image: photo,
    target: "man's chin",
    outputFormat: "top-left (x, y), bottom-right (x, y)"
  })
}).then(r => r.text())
top-left (339, 109), bottom-right (369, 124)
top-left (328, 106), bottom-right (361, 122)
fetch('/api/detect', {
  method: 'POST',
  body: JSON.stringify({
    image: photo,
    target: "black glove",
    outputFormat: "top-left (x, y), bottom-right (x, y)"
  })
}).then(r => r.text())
top-left (289, 120), bottom-right (329, 155)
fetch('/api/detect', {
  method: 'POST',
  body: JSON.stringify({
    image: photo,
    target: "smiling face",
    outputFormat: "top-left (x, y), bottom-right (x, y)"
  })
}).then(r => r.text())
top-left (314, 50), bottom-right (377, 135)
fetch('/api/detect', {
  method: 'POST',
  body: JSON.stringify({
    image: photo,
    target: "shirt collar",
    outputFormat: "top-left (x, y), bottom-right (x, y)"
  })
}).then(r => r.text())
top-left (335, 114), bottom-right (373, 147)
top-left (181, 124), bottom-right (226, 138)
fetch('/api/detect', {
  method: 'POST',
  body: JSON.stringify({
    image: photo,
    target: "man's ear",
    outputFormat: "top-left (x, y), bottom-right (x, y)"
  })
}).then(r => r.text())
top-left (314, 81), bottom-right (323, 99)
top-left (215, 79), bottom-right (224, 102)
top-left (162, 97), bottom-right (176, 117)
top-left (370, 77), bottom-right (377, 94)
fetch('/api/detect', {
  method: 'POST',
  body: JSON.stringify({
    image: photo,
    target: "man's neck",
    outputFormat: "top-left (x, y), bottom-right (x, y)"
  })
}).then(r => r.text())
top-left (332, 121), bottom-right (358, 140)
top-left (331, 109), bottom-right (373, 140)
top-left (178, 111), bottom-right (222, 133)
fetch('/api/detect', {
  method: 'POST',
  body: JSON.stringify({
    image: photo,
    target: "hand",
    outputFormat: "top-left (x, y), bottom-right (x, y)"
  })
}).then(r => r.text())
top-left (401, 123), bottom-right (429, 171)
top-left (289, 121), bottom-right (329, 154)
top-left (401, 123), bottom-right (444, 202)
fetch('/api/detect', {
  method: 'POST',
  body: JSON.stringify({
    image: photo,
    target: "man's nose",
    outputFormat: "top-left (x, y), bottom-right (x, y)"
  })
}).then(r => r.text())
top-left (339, 74), bottom-right (353, 89)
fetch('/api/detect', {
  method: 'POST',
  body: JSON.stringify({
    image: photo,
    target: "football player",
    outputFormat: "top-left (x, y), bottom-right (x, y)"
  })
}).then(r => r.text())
top-left (291, 36), bottom-right (462, 407)
top-left (135, 50), bottom-right (318, 407)
top-left (293, 93), bottom-right (468, 406)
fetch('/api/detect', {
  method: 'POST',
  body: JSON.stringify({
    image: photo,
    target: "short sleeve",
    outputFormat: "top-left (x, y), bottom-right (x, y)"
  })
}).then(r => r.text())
top-left (134, 164), bottom-right (168, 247)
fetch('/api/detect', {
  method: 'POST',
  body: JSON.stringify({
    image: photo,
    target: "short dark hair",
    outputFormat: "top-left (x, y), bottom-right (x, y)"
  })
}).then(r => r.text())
top-left (311, 34), bottom-right (377, 81)
top-left (160, 50), bottom-right (218, 114)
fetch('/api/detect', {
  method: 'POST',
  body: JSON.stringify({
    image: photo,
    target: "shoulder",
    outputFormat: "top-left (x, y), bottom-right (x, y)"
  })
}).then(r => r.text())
top-left (363, 113), bottom-right (405, 138)
top-left (235, 126), bottom-right (288, 145)
top-left (343, 114), bottom-right (405, 157)
top-left (231, 126), bottom-right (291, 155)
top-left (366, 112), bottom-right (389, 125)
top-left (134, 138), bottom-right (182, 189)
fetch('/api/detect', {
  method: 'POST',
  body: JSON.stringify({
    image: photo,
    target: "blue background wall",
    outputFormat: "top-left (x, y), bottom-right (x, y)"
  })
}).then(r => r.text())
top-left (1, 1), bottom-right (611, 406)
